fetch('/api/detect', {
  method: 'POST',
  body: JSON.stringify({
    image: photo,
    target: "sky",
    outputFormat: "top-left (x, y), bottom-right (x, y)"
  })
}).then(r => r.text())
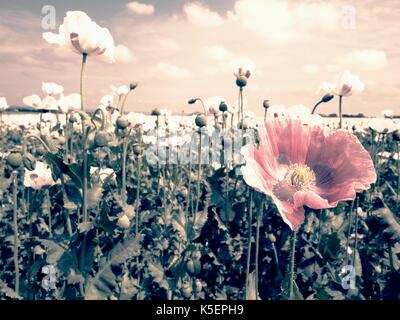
top-left (0, 0), bottom-right (399, 116)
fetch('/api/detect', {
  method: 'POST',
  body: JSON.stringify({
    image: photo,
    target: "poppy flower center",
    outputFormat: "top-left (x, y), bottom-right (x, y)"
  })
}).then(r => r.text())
top-left (286, 164), bottom-right (316, 191)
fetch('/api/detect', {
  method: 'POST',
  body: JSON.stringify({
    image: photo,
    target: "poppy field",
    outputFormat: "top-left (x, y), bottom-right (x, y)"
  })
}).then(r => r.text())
top-left (0, 10), bottom-right (399, 301)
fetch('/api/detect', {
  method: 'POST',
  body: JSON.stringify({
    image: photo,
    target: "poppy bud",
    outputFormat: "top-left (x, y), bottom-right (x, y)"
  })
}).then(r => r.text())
top-left (130, 82), bottom-right (138, 91)
top-left (263, 100), bottom-right (270, 109)
top-left (194, 279), bottom-right (202, 293)
top-left (393, 130), bottom-right (400, 142)
top-left (188, 98), bottom-right (198, 105)
top-left (219, 102), bottom-right (228, 112)
top-left (321, 94), bottom-right (334, 103)
top-left (236, 75), bottom-right (247, 88)
top-left (116, 115), bottom-right (129, 130)
top-left (94, 130), bottom-right (109, 148)
top-left (7, 152), bottom-right (23, 169)
top-left (161, 239), bottom-right (169, 250)
top-left (195, 114), bottom-right (207, 128)
top-left (151, 108), bottom-right (161, 116)
top-left (268, 234), bottom-right (276, 242)
top-left (35, 147), bottom-right (45, 156)
top-left (23, 153), bottom-right (36, 171)
top-left (352, 125), bottom-right (357, 132)
top-left (186, 259), bottom-right (195, 274)
top-left (181, 282), bottom-right (192, 299)
top-left (133, 145), bottom-right (143, 156)
top-left (69, 114), bottom-right (77, 123)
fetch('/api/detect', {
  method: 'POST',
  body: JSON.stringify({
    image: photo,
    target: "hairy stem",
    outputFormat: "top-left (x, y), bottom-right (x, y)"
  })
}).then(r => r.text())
top-left (80, 53), bottom-right (87, 111)
top-left (288, 230), bottom-right (298, 300)
top-left (244, 188), bottom-right (253, 299)
top-left (12, 171), bottom-right (19, 295)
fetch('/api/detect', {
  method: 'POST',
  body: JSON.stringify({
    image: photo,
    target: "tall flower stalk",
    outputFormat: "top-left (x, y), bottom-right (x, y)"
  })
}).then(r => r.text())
top-left (12, 170), bottom-right (19, 295)
top-left (338, 95), bottom-right (343, 129)
top-left (244, 188), bottom-right (253, 299)
top-left (288, 231), bottom-right (297, 300)
top-left (80, 53), bottom-right (87, 111)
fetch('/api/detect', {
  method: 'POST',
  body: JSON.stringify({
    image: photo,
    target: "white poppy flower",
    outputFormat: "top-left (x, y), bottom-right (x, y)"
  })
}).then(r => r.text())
top-left (23, 95), bottom-right (58, 111)
top-left (58, 93), bottom-right (81, 114)
top-left (43, 11), bottom-right (115, 63)
top-left (0, 97), bottom-right (9, 110)
top-left (100, 95), bottom-right (114, 107)
top-left (368, 118), bottom-right (398, 133)
top-left (42, 82), bottom-right (64, 96)
top-left (321, 70), bottom-right (364, 97)
top-left (24, 161), bottom-right (57, 190)
top-left (111, 85), bottom-right (130, 97)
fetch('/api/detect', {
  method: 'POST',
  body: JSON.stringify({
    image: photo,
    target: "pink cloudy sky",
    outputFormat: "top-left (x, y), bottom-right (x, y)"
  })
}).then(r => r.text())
top-left (0, 0), bottom-right (399, 116)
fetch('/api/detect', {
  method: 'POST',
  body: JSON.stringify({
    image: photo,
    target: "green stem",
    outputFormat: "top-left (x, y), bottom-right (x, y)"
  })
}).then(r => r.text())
top-left (338, 95), bottom-right (343, 129)
top-left (345, 201), bottom-right (354, 266)
top-left (311, 100), bottom-right (323, 115)
top-left (39, 112), bottom-right (43, 135)
top-left (46, 189), bottom-right (52, 238)
top-left (185, 141), bottom-right (192, 213)
top-left (65, 113), bottom-right (69, 163)
top-left (194, 130), bottom-right (202, 214)
top-left (12, 171), bottom-right (19, 295)
top-left (396, 142), bottom-right (399, 209)
top-left (352, 197), bottom-right (359, 266)
top-left (244, 188), bottom-right (253, 299)
top-left (135, 156), bottom-right (142, 236)
top-left (90, 107), bottom-right (106, 130)
top-left (26, 135), bottom-right (52, 153)
top-left (120, 91), bottom-right (132, 115)
top-left (121, 136), bottom-right (128, 205)
top-left (80, 53), bottom-right (87, 111)
top-left (288, 230), bottom-right (297, 300)
top-left (255, 197), bottom-right (264, 300)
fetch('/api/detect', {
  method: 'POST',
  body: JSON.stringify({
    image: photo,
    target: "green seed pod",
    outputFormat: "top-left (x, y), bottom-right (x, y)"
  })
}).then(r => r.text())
top-left (186, 259), bottom-right (195, 274)
top-left (151, 108), bottom-right (161, 116)
top-left (181, 282), bottom-right (192, 299)
top-left (133, 145), bottom-right (143, 156)
top-left (236, 75), bottom-right (247, 88)
top-left (263, 100), bottom-right (270, 109)
top-left (23, 153), bottom-right (36, 171)
top-left (7, 152), bottom-right (23, 169)
top-left (192, 250), bottom-right (201, 261)
top-left (116, 115), bottom-right (129, 130)
top-left (268, 234), bottom-right (276, 243)
top-left (393, 130), bottom-right (400, 142)
top-left (219, 102), bottom-right (228, 112)
top-left (69, 114), bottom-right (78, 123)
top-left (194, 279), bottom-right (202, 293)
top-left (94, 130), bottom-right (109, 148)
top-left (195, 114), bottom-right (207, 128)
top-left (161, 239), bottom-right (169, 250)
top-left (36, 147), bottom-right (45, 156)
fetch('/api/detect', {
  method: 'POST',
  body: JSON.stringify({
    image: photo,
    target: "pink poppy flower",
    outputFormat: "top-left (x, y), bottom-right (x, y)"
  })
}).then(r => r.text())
top-left (241, 118), bottom-right (376, 231)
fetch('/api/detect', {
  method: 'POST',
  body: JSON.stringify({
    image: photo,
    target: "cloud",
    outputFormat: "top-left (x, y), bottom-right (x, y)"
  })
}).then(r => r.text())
top-left (184, 2), bottom-right (224, 27)
top-left (126, 1), bottom-right (155, 15)
top-left (204, 45), bottom-right (255, 73)
top-left (302, 64), bottom-right (320, 74)
top-left (154, 62), bottom-right (192, 79)
top-left (114, 44), bottom-right (134, 63)
top-left (339, 50), bottom-right (388, 71)
top-left (227, 0), bottom-right (340, 44)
